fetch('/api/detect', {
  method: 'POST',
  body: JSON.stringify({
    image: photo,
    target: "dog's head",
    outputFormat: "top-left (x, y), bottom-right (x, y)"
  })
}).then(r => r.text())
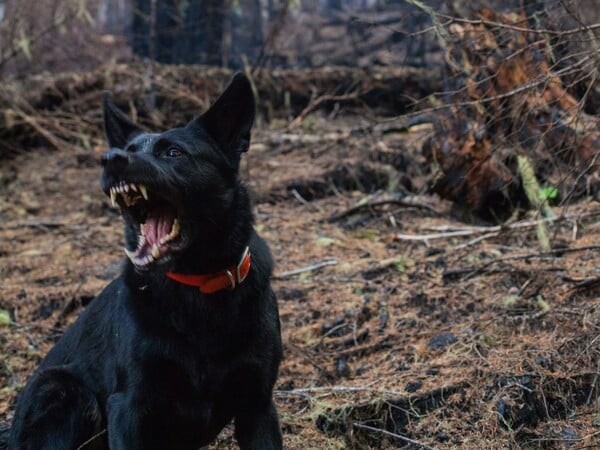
top-left (100, 73), bottom-right (255, 271)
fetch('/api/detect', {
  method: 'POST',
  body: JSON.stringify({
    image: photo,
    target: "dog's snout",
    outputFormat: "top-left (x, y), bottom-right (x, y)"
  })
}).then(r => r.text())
top-left (102, 148), bottom-right (130, 172)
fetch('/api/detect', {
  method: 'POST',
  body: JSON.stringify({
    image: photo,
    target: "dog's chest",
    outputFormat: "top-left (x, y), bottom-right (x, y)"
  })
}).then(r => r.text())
top-left (117, 281), bottom-right (274, 434)
top-left (130, 349), bottom-right (263, 436)
top-left (132, 329), bottom-right (265, 404)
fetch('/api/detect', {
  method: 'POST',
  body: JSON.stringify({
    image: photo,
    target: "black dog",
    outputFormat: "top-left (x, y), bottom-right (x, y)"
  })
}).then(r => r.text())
top-left (9, 73), bottom-right (283, 450)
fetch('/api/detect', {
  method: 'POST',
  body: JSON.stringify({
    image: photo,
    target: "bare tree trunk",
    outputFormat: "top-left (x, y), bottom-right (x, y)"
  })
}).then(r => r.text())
top-left (149, 0), bottom-right (156, 62)
top-left (184, 0), bottom-right (229, 65)
top-left (131, 0), bottom-right (251, 67)
top-left (327, 0), bottom-right (343, 11)
top-left (229, 0), bottom-right (263, 68)
top-left (131, 0), bottom-right (150, 58)
top-left (154, 0), bottom-right (180, 63)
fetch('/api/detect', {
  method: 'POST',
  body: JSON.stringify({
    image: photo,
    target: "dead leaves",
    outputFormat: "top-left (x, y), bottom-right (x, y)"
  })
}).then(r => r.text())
top-left (423, 9), bottom-right (599, 221)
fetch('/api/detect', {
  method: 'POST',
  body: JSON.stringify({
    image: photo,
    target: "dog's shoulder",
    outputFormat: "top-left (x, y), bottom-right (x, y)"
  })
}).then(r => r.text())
top-left (41, 276), bottom-right (130, 365)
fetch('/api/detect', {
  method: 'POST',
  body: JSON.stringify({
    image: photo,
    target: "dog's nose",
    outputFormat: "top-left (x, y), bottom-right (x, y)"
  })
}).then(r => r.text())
top-left (102, 148), bottom-right (130, 173)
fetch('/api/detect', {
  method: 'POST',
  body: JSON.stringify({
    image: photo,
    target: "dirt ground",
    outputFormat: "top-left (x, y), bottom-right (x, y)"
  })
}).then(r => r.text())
top-left (1, 114), bottom-right (599, 449)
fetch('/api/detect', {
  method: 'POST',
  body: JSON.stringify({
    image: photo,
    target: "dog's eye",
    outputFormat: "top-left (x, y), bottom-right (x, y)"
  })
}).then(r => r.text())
top-left (166, 147), bottom-right (183, 158)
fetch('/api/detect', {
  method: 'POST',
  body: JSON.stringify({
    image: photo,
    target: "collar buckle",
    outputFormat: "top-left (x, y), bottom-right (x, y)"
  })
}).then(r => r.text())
top-left (236, 246), bottom-right (251, 284)
top-left (224, 269), bottom-right (236, 290)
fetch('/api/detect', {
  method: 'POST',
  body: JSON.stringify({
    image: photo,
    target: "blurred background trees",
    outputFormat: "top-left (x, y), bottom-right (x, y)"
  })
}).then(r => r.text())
top-left (129, 0), bottom-right (263, 67)
top-left (0, 0), bottom-right (446, 75)
top-left (0, 0), bottom-right (597, 216)
top-left (0, 0), bottom-right (598, 76)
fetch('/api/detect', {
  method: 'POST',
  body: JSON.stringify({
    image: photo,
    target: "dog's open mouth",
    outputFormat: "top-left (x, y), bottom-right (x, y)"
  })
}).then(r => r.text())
top-left (108, 181), bottom-right (182, 268)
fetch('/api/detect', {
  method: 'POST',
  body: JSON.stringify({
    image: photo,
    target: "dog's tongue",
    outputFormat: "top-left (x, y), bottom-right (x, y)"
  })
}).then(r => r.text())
top-left (144, 206), bottom-right (175, 247)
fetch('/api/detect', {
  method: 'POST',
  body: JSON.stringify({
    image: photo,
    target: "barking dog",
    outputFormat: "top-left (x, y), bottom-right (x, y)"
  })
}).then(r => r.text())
top-left (9, 73), bottom-right (283, 450)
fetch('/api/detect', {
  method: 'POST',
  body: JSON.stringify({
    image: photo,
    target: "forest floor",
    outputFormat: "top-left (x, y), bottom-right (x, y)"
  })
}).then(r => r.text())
top-left (1, 114), bottom-right (600, 449)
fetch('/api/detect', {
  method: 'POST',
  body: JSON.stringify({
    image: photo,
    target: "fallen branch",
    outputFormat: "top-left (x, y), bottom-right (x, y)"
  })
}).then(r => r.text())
top-left (397, 229), bottom-right (481, 241)
top-left (564, 276), bottom-right (600, 291)
top-left (326, 194), bottom-right (440, 223)
top-left (443, 266), bottom-right (565, 281)
top-left (396, 210), bottom-right (600, 242)
top-left (443, 245), bottom-right (600, 281)
top-left (274, 258), bottom-right (338, 279)
top-left (291, 188), bottom-right (323, 212)
top-left (455, 232), bottom-right (500, 249)
top-left (287, 89), bottom-right (367, 130)
top-left (275, 384), bottom-right (403, 398)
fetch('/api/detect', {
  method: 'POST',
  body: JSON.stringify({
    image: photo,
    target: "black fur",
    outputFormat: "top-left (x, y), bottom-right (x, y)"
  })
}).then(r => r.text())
top-left (9, 73), bottom-right (283, 450)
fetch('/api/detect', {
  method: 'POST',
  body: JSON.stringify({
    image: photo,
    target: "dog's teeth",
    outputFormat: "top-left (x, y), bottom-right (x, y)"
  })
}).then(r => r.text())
top-left (133, 253), bottom-right (153, 266)
top-left (152, 244), bottom-right (160, 259)
top-left (139, 185), bottom-right (148, 200)
top-left (138, 234), bottom-right (145, 248)
top-left (169, 219), bottom-right (180, 240)
top-left (161, 219), bottom-right (180, 244)
top-left (137, 253), bottom-right (155, 266)
top-left (129, 184), bottom-right (137, 192)
top-left (140, 223), bottom-right (146, 236)
top-left (110, 190), bottom-right (117, 207)
top-left (124, 184), bottom-right (130, 192)
top-left (124, 247), bottom-right (136, 261)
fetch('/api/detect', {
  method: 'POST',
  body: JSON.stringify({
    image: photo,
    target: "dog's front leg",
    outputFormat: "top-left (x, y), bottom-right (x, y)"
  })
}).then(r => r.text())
top-left (234, 399), bottom-right (282, 450)
top-left (106, 392), bottom-right (143, 449)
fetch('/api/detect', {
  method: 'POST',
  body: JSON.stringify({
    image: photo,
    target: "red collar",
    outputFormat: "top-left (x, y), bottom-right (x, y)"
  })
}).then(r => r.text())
top-left (166, 247), bottom-right (251, 294)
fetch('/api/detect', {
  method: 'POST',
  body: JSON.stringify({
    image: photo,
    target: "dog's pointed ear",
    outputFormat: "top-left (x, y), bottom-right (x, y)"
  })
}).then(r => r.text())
top-left (190, 73), bottom-right (256, 163)
top-left (102, 92), bottom-right (143, 149)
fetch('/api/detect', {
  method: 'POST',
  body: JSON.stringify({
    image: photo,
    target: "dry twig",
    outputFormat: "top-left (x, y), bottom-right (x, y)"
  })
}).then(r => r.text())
top-left (396, 210), bottom-right (600, 243)
top-left (274, 258), bottom-right (338, 279)
top-left (326, 194), bottom-right (440, 222)
top-left (443, 245), bottom-right (600, 281)
top-left (287, 89), bottom-right (367, 130)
